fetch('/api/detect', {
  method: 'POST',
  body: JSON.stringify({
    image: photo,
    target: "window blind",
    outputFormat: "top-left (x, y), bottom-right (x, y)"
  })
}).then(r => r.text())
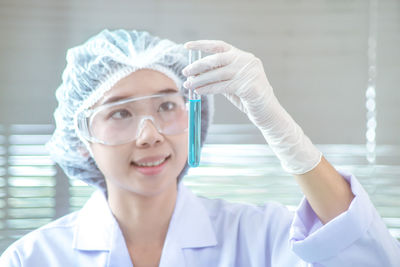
top-left (0, 124), bottom-right (56, 251)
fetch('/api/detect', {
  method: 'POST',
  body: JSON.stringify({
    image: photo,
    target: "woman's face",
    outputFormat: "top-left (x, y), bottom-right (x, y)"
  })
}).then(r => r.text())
top-left (90, 69), bottom-right (188, 197)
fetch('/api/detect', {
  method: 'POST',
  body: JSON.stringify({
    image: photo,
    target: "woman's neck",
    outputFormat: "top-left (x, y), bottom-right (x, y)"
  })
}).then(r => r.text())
top-left (107, 182), bottom-right (178, 248)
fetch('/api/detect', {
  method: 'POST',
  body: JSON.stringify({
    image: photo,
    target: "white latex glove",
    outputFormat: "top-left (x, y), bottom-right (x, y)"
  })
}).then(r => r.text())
top-left (182, 40), bottom-right (322, 175)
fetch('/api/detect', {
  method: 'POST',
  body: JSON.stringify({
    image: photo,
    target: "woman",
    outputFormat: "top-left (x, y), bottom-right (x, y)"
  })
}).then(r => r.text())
top-left (1, 29), bottom-right (399, 266)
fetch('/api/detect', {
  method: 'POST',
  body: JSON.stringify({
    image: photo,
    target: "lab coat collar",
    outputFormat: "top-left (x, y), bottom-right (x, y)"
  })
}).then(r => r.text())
top-left (165, 182), bottom-right (218, 249)
top-left (73, 189), bottom-right (115, 251)
top-left (72, 182), bottom-right (218, 252)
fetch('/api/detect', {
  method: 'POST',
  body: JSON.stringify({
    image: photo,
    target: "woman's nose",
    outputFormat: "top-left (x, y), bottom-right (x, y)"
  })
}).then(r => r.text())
top-left (135, 118), bottom-right (164, 146)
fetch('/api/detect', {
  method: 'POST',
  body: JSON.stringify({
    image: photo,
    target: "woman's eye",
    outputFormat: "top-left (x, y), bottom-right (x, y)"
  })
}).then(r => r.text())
top-left (109, 109), bottom-right (131, 119)
top-left (160, 101), bottom-right (177, 112)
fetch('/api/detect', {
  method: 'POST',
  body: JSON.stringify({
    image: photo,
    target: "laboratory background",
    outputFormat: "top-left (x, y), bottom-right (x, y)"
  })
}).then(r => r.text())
top-left (0, 0), bottom-right (399, 252)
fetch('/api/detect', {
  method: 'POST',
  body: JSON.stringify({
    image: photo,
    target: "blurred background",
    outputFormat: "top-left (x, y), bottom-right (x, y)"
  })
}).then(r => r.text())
top-left (0, 0), bottom-right (399, 252)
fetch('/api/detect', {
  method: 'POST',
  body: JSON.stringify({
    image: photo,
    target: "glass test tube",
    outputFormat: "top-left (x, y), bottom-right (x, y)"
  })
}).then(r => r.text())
top-left (188, 49), bottom-right (202, 167)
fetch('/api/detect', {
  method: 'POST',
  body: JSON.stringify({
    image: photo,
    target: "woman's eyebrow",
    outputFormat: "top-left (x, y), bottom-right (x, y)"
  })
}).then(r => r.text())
top-left (100, 88), bottom-right (178, 105)
top-left (100, 95), bottom-right (130, 105)
top-left (153, 88), bottom-right (178, 95)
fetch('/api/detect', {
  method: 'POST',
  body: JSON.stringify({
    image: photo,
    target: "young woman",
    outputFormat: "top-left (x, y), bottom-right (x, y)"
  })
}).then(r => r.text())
top-left (1, 29), bottom-right (399, 267)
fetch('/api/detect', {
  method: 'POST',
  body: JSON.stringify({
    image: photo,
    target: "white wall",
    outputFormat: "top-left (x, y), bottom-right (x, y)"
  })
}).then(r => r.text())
top-left (0, 0), bottom-right (398, 144)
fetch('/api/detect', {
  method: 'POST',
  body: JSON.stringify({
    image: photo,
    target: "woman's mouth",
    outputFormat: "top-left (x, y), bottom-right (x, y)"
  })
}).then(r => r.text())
top-left (131, 155), bottom-right (171, 175)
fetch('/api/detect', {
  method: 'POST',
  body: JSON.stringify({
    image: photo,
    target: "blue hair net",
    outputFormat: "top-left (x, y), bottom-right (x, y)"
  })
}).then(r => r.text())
top-left (45, 29), bottom-right (214, 192)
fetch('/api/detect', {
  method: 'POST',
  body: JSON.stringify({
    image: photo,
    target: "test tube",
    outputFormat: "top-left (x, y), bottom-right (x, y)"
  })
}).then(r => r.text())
top-left (188, 49), bottom-right (202, 167)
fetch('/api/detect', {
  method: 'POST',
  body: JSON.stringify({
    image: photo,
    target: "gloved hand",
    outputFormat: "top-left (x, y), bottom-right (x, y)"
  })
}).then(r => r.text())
top-left (182, 40), bottom-right (322, 175)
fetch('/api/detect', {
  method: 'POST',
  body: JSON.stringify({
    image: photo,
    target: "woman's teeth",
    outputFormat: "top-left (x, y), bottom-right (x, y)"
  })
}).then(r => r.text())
top-left (136, 157), bottom-right (167, 167)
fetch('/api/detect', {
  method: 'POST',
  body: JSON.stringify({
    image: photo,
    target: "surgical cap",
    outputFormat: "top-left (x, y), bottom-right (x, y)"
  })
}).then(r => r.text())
top-left (45, 29), bottom-right (214, 192)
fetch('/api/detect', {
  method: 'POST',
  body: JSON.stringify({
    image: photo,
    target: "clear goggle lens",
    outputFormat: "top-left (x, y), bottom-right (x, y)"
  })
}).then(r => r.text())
top-left (77, 92), bottom-right (188, 145)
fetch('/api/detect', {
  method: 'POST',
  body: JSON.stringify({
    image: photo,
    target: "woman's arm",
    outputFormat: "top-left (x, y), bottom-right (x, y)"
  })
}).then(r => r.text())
top-left (182, 39), bottom-right (400, 265)
top-left (182, 40), bottom-right (356, 223)
top-left (293, 156), bottom-right (354, 224)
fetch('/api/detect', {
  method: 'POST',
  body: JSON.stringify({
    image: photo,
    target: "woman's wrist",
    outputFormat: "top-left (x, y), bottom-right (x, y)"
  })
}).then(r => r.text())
top-left (253, 94), bottom-right (322, 175)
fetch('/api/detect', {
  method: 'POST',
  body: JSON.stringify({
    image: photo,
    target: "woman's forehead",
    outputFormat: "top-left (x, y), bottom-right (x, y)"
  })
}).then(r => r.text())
top-left (114, 69), bottom-right (178, 91)
top-left (95, 70), bottom-right (179, 107)
top-left (102, 88), bottom-right (180, 106)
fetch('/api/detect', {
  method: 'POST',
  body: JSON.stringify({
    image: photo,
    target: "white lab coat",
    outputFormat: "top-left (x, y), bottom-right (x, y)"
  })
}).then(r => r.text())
top-left (1, 169), bottom-right (399, 266)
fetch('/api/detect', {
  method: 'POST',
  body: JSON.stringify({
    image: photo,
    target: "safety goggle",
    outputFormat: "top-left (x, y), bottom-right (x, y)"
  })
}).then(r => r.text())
top-left (76, 92), bottom-right (189, 145)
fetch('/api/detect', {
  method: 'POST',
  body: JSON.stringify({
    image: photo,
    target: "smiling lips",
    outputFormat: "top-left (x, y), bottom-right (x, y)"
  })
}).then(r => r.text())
top-left (132, 155), bottom-right (171, 175)
top-left (133, 155), bottom-right (170, 166)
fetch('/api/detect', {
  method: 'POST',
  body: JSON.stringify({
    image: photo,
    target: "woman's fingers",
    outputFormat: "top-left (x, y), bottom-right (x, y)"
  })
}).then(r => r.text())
top-left (182, 51), bottom-right (234, 77)
top-left (194, 79), bottom-right (234, 96)
top-left (182, 40), bottom-right (238, 96)
top-left (184, 65), bottom-right (235, 91)
top-left (184, 40), bottom-right (232, 53)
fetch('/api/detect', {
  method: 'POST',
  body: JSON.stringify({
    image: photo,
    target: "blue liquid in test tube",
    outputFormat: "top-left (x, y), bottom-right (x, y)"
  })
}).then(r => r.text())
top-left (188, 49), bottom-right (202, 167)
top-left (189, 99), bottom-right (201, 167)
